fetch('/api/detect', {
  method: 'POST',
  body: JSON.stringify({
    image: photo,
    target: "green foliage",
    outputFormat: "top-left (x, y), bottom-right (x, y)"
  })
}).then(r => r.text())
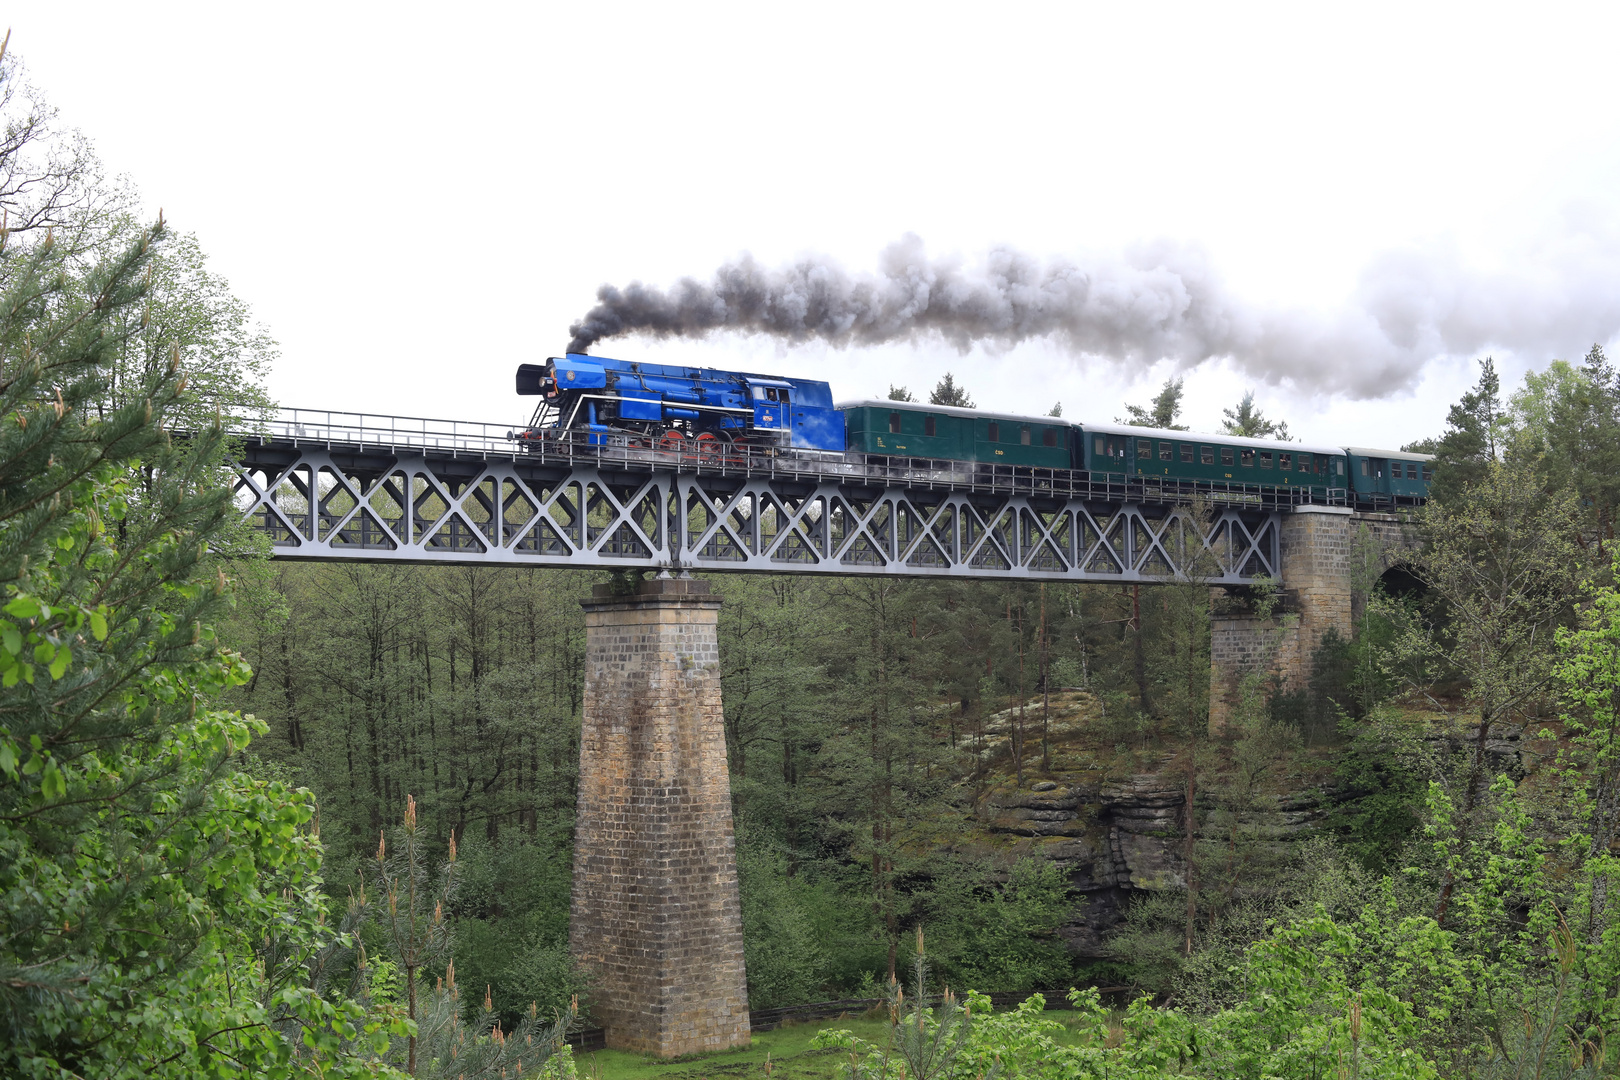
top-left (364, 795), bottom-right (458, 1074)
top-left (448, 830), bottom-right (584, 1025)
top-left (408, 966), bottom-right (578, 1080)
top-left (1119, 375), bottom-right (1186, 429)
top-left (1325, 707), bottom-right (1426, 874)
top-left (1220, 390), bottom-right (1291, 440)
top-left (928, 373), bottom-right (974, 408)
top-left (0, 199), bottom-right (398, 1075)
top-left (737, 828), bottom-right (831, 1008)
top-left (811, 933), bottom-right (985, 1080)
top-left (928, 859), bottom-right (1076, 994)
top-left (1429, 355), bottom-right (1506, 502)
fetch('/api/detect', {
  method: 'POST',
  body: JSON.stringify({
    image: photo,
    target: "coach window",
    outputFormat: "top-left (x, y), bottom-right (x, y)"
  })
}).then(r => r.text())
top-left (1201, 446), bottom-right (1214, 465)
top-left (1409, 461), bottom-right (1420, 479)
top-left (1360, 460), bottom-right (1370, 477)
top-left (1241, 449), bottom-right (1255, 467)
top-left (1138, 439), bottom-right (1152, 459)
top-left (1094, 436), bottom-right (1105, 457)
top-left (1021, 425), bottom-right (1032, 446)
top-left (1159, 442), bottom-right (1173, 461)
top-left (1180, 444), bottom-right (1193, 463)
top-left (1042, 428), bottom-right (1058, 447)
top-left (1422, 464), bottom-right (1433, 481)
top-left (924, 415), bottom-right (936, 437)
top-left (1221, 447), bottom-right (1234, 467)
top-left (889, 412), bottom-right (902, 434)
top-left (1279, 452), bottom-right (1291, 471)
top-left (1298, 453), bottom-right (1310, 472)
top-left (987, 421), bottom-right (1000, 442)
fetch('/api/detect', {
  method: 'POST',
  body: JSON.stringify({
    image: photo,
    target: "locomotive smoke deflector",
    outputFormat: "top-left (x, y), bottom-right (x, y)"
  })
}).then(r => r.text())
top-left (515, 363), bottom-right (548, 395)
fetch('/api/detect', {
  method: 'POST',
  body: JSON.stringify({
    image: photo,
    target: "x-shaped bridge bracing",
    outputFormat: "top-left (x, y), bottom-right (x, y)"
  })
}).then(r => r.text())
top-left (233, 441), bottom-right (1280, 583)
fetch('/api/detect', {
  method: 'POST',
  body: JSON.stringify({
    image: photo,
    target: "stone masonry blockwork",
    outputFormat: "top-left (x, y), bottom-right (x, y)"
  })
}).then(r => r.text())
top-left (571, 579), bottom-right (751, 1058)
top-left (1208, 509), bottom-right (1417, 731)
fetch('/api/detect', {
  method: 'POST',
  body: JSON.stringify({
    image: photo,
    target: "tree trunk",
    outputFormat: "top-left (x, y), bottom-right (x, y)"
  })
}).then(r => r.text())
top-left (1132, 584), bottom-right (1152, 716)
top-left (1184, 764), bottom-right (1197, 957)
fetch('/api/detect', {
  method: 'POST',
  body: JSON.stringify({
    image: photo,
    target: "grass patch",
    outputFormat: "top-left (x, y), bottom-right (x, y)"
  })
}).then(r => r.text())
top-left (576, 1016), bottom-right (890, 1080)
top-left (576, 1001), bottom-right (1126, 1078)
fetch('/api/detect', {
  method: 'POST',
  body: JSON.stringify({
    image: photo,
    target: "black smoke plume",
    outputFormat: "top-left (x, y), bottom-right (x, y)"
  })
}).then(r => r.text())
top-left (567, 233), bottom-right (1620, 399)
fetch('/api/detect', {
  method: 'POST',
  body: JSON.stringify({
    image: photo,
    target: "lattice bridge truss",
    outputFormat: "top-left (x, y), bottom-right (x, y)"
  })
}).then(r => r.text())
top-left (232, 415), bottom-right (1280, 584)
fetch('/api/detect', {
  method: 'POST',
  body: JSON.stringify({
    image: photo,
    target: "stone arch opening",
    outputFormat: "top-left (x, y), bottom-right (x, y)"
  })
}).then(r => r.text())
top-left (1377, 563), bottom-right (1428, 603)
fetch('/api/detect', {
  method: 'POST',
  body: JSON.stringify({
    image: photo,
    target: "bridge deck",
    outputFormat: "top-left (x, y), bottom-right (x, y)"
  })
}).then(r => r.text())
top-left (228, 409), bottom-right (1297, 582)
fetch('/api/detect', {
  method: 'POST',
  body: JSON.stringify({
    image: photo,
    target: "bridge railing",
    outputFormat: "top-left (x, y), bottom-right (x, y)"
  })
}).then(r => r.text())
top-left (239, 408), bottom-right (1350, 511)
top-left (252, 408), bottom-right (520, 455)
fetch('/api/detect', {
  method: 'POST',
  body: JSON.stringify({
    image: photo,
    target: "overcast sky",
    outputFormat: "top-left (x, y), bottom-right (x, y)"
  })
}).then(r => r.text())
top-left (11, 2), bottom-right (1620, 446)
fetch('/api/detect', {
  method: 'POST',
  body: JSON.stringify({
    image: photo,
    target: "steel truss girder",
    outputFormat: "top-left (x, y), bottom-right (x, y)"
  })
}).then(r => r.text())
top-left (233, 447), bottom-right (1279, 583)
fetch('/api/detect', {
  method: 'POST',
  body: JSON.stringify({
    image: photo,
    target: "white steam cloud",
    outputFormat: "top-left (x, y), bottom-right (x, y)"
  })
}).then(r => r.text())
top-left (567, 233), bottom-right (1620, 399)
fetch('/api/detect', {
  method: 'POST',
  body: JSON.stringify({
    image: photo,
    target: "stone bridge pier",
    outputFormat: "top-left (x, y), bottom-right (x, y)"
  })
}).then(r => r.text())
top-left (571, 578), bottom-right (751, 1057)
top-left (1209, 508), bottom-right (1417, 731)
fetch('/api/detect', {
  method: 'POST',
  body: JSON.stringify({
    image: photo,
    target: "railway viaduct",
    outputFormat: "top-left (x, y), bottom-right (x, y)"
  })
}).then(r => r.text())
top-left (227, 410), bottom-right (1420, 1056)
top-left (1208, 507), bottom-right (1419, 731)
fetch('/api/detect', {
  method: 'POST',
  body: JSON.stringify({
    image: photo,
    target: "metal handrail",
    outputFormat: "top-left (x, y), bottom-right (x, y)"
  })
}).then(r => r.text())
top-left (234, 409), bottom-right (1352, 511)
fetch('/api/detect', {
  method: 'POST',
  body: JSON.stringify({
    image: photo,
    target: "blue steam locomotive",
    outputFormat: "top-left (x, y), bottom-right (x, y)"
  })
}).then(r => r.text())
top-left (516, 353), bottom-right (1431, 510)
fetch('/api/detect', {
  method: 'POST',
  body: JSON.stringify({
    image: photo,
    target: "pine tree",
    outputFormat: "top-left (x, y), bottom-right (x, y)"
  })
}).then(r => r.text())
top-left (1220, 390), bottom-right (1291, 440)
top-left (1429, 356), bottom-right (1504, 502)
top-left (929, 373), bottom-right (974, 408)
top-left (1120, 376), bottom-right (1186, 429)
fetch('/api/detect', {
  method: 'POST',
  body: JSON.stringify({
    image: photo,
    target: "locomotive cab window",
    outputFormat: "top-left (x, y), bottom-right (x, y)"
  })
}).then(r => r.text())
top-left (1241, 449), bottom-right (1255, 467)
top-left (1042, 428), bottom-right (1058, 447)
top-left (1021, 425), bottom-right (1031, 446)
top-left (889, 412), bottom-right (902, 434)
top-left (1222, 447), bottom-right (1234, 467)
top-left (1201, 446), bottom-right (1214, 465)
top-left (1181, 444), bottom-right (1194, 463)
top-left (924, 415), bottom-right (936, 437)
top-left (1138, 439), bottom-right (1151, 459)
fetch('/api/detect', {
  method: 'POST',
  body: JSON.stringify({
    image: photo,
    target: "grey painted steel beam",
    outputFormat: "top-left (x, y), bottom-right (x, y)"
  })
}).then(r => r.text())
top-left (231, 435), bottom-right (1280, 583)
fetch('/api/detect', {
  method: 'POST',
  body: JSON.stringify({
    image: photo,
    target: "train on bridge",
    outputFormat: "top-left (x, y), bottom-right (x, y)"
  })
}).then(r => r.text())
top-left (516, 353), bottom-right (1431, 511)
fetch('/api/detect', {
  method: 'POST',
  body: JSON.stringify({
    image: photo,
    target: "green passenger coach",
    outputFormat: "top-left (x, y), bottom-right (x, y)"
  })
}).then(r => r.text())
top-left (1343, 447), bottom-right (1434, 508)
top-left (840, 400), bottom-right (1071, 469)
top-left (1075, 421), bottom-right (1349, 501)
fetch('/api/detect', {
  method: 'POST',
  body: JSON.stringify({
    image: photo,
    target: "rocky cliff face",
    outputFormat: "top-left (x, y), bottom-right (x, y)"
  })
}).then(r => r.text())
top-left (970, 764), bottom-right (1327, 959)
top-left (956, 692), bottom-right (1528, 963)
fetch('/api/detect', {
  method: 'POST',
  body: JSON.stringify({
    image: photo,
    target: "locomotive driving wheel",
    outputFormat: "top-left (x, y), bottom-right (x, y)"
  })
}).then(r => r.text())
top-left (657, 429), bottom-right (686, 456)
top-left (694, 431), bottom-right (722, 463)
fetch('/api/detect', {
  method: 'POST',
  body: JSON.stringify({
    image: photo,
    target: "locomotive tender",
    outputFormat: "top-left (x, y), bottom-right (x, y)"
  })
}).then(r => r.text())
top-left (517, 353), bottom-right (1432, 510)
